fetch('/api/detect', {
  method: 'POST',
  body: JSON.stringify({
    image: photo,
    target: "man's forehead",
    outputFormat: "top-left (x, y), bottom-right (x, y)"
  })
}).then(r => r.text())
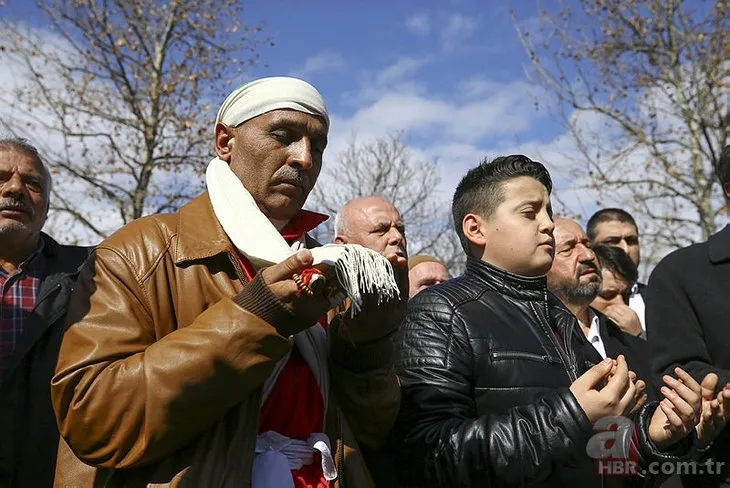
top-left (254, 109), bottom-right (328, 134)
top-left (596, 220), bottom-right (637, 236)
top-left (554, 220), bottom-right (585, 242)
top-left (0, 149), bottom-right (44, 174)
top-left (360, 200), bottom-right (400, 221)
top-left (412, 261), bottom-right (448, 275)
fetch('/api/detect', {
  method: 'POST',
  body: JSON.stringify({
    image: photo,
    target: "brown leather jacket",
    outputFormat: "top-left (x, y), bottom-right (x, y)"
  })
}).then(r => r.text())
top-left (51, 193), bottom-right (400, 487)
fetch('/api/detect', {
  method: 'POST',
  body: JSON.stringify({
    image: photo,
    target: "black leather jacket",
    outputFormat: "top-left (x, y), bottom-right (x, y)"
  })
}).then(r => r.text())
top-left (394, 257), bottom-right (690, 487)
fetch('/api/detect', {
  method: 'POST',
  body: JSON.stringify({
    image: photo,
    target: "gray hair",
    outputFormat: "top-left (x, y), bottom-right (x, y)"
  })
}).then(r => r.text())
top-left (0, 136), bottom-right (53, 199)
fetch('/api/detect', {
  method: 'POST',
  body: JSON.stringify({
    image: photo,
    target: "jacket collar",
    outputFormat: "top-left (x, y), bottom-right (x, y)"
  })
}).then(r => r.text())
top-left (465, 256), bottom-right (547, 301)
top-left (174, 192), bottom-right (329, 265)
top-left (708, 224), bottom-right (730, 264)
top-left (40, 232), bottom-right (90, 277)
top-left (175, 193), bottom-right (234, 264)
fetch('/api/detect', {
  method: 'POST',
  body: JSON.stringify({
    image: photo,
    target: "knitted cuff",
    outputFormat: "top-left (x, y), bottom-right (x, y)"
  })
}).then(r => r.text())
top-left (329, 318), bottom-right (395, 373)
top-left (233, 273), bottom-right (299, 337)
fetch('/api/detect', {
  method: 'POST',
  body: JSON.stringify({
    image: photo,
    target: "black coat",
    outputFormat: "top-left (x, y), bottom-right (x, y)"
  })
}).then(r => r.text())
top-left (0, 234), bottom-right (91, 488)
top-left (394, 257), bottom-right (683, 488)
top-left (646, 225), bottom-right (730, 485)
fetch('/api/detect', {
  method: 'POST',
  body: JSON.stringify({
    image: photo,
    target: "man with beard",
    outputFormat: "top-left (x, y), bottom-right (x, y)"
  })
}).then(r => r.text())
top-left (51, 77), bottom-right (405, 487)
top-left (547, 219), bottom-right (654, 399)
top-left (0, 138), bottom-right (90, 487)
top-left (547, 221), bottom-right (727, 487)
top-left (587, 208), bottom-right (646, 337)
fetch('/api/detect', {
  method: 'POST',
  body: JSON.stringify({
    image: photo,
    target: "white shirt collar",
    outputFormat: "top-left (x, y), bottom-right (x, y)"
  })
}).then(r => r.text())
top-left (585, 309), bottom-right (607, 359)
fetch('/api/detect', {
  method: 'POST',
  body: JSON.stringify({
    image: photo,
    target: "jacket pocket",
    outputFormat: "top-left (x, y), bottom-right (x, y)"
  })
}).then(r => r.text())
top-left (490, 350), bottom-right (561, 364)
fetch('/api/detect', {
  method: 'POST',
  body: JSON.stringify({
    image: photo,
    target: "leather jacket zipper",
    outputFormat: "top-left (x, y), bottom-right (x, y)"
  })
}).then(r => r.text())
top-left (530, 291), bottom-right (578, 381)
top-left (490, 350), bottom-right (560, 363)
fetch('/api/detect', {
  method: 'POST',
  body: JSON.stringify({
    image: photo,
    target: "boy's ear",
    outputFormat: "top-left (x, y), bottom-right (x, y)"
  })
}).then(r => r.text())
top-left (462, 213), bottom-right (487, 249)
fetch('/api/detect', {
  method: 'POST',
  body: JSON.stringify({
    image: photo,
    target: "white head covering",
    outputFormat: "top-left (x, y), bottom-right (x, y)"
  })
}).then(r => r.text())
top-left (216, 76), bottom-right (329, 128)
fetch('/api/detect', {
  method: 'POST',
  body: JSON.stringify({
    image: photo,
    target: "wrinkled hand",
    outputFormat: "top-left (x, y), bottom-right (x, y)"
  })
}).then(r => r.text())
top-left (260, 250), bottom-right (331, 332)
top-left (696, 373), bottom-right (730, 449)
top-left (570, 355), bottom-right (639, 424)
top-left (603, 304), bottom-right (643, 336)
top-left (648, 367), bottom-right (702, 450)
top-left (339, 251), bottom-right (408, 344)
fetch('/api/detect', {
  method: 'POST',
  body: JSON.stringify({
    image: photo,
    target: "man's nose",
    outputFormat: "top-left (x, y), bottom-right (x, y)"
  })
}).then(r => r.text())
top-left (578, 244), bottom-right (597, 263)
top-left (289, 138), bottom-right (313, 170)
top-left (388, 227), bottom-right (405, 246)
top-left (0, 172), bottom-right (28, 198)
top-left (617, 239), bottom-right (630, 255)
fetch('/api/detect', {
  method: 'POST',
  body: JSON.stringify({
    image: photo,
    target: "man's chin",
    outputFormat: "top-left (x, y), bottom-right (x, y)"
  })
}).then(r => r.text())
top-left (0, 222), bottom-right (36, 240)
top-left (263, 195), bottom-right (308, 221)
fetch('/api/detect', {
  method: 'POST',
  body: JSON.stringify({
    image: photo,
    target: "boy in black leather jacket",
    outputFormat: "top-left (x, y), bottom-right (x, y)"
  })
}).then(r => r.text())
top-left (394, 155), bottom-right (704, 487)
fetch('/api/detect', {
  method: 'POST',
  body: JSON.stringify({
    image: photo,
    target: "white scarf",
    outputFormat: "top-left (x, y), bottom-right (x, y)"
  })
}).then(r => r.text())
top-left (206, 157), bottom-right (400, 315)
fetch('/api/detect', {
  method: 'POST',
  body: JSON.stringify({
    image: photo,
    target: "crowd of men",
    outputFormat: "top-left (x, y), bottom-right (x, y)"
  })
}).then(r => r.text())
top-left (0, 76), bottom-right (728, 488)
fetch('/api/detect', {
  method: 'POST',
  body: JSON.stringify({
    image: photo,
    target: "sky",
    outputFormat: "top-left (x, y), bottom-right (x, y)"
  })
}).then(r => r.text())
top-left (1, 0), bottom-right (588, 216)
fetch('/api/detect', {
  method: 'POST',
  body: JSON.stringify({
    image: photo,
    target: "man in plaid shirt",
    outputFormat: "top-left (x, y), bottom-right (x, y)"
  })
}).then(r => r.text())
top-left (0, 138), bottom-right (91, 487)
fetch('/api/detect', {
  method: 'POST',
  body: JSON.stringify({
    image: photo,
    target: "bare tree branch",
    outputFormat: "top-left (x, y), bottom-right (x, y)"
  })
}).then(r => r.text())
top-left (0, 0), bottom-right (268, 243)
top-left (311, 132), bottom-right (465, 273)
top-left (513, 0), bottom-right (728, 270)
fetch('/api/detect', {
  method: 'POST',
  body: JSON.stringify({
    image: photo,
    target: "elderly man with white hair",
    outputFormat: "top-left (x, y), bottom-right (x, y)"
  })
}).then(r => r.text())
top-left (51, 77), bottom-right (406, 488)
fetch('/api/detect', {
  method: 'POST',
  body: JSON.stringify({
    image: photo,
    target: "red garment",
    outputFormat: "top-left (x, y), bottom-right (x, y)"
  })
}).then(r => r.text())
top-left (236, 209), bottom-right (330, 488)
top-left (0, 241), bottom-right (44, 381)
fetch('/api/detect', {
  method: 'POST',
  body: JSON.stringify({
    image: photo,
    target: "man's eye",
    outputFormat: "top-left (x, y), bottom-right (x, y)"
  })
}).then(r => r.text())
top-left (26, 180), bottom-right (43, 192)
top-left (271, 130), bottom-right (292, 141)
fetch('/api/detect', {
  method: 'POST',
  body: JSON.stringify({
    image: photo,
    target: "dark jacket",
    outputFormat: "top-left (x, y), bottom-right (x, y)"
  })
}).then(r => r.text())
top-left (646, 225), bottom-right (730, 485)
top-left (0, 233), bottom-right (91, 488)
top-left (596, 309), bottom-right (660, 401)
top-left (394, 257), bottom-right (690, 488)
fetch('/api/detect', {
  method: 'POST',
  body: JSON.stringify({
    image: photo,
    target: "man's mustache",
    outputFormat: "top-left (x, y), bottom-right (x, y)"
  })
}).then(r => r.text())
top-left (576, 262), bottom-right (599, 278)
top-left (0, 196), bottom-right (34, 218)
top-left (272, 166), bottom-right (311, 189)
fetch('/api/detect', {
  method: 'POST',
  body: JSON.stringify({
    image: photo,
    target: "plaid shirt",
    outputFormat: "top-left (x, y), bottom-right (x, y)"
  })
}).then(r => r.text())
top-left (0, 241), bottom-right (45, 381)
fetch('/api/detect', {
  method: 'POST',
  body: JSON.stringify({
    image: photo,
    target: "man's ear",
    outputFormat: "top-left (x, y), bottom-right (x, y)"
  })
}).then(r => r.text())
top-left (723, 182), bottom-right (730, 200)
top-left (463, 213), bottom-right (487, 250)
top-left (215, 123), bottom-right (235, 162)
top-left (334, 235), bottom-right (348, 245)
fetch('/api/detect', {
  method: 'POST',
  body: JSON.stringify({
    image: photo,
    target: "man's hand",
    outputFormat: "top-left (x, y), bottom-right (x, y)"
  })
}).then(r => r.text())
top-left (603, 304), bottom-right (643, 336)
top-left (627, 370), bottom-right (648, 416)
top-left (648, 367), bottom-right (702, 449)
top-left (339, 251), bottom-right (408, 344)
top-left (260, 250), bottom-right (332, 332)
top-left (696, 373), bottom-right (730, 448)
top-left (570, 355), bottom-right (639, 424)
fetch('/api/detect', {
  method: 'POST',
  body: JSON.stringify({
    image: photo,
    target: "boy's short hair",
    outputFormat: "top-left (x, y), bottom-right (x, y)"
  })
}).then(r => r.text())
top-left (452, 155), bottom-right (552, 253)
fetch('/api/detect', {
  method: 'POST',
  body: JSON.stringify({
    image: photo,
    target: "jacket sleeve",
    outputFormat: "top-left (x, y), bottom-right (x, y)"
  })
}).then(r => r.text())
top-left (646, 253), bottom-right (730, 387)
top-left (328, 312), bottom-right (400, 449)
top-left (51, 248), bottom-right (292, 469)
top-left (394, 293), bottom-right (594, 487)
